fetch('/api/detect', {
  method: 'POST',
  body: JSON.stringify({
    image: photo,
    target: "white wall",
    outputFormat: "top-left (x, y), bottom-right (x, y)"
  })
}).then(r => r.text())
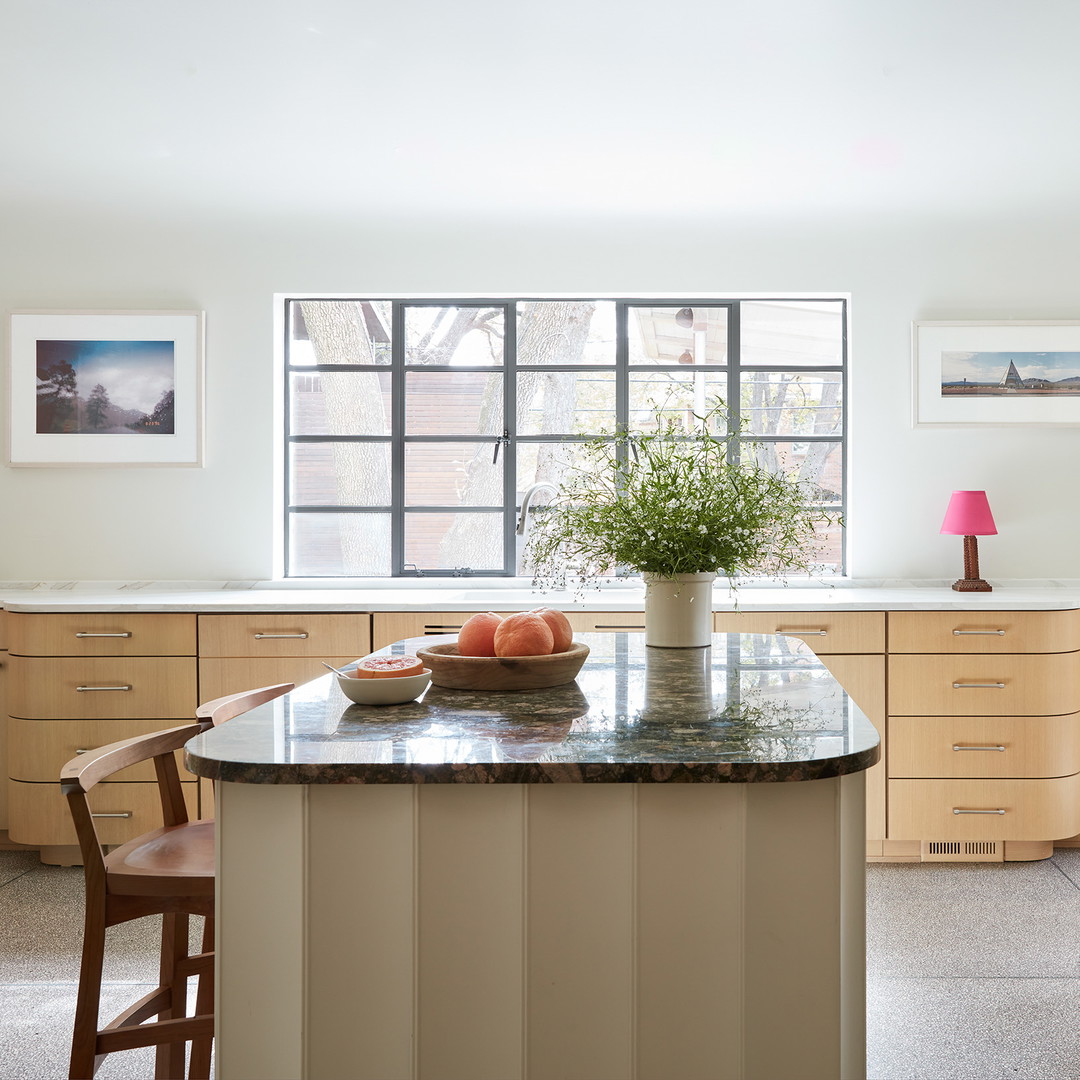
top-left (4, 0), bottom-right (1080, 583)
top-left (4, 206), bottom-right (1078, 582)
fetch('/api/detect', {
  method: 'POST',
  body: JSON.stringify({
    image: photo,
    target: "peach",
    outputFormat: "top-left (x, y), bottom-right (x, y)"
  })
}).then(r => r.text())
top-left (493, 611), bottom-right (555, 657)
top-left (533, 608), bottom-right (573, 653)
top-left (457, 611), bottom-right (504, 657)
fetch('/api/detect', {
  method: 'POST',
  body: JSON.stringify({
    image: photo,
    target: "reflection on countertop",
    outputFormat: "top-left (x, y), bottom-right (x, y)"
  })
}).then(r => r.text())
top-left (185, 632), bottom-right (880, 786)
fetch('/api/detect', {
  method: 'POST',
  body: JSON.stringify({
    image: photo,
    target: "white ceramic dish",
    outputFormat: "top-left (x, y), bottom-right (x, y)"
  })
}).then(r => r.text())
top-left (336, 669), bottom-right (432, 706)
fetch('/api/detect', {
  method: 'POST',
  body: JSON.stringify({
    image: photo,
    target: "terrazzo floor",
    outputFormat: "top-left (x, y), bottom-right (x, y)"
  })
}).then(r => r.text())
top-left (2, 847), bottom-right (1080, 1079)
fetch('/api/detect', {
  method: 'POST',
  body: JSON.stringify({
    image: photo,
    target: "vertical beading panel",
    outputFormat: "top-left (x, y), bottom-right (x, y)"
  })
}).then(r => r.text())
top-left (743, 777), bottom-right (845, 1080)
top-left (216, 783), bottom-right (307, 1080)
top-left (307, 785), bottom-right (416, 1080)
top-left (526, 784), bottom-right (635, 1080)
top-left (636, 784), bottom-right (746, 1080)
top-left (416, 784), bottom-right (526, 1079)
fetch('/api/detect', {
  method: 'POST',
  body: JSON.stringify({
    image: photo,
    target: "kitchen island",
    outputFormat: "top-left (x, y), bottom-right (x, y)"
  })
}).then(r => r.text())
top-left (186, 631), bottom-right (879, 1080)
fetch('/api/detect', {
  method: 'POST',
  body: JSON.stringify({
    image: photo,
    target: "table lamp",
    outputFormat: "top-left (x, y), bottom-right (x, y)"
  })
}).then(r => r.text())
top-left (940, 490), bottom-right (997, 592)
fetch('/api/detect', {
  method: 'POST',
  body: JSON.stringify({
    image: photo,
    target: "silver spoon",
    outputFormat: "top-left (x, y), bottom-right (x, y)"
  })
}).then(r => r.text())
top-left (321, 660), bottom-right (355, 678)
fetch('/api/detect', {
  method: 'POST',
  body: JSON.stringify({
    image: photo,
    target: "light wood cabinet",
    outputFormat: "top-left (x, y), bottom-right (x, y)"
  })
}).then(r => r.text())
top-left (8, 657), bottom-right (198, 720)
top-left (9, 777), bottom-right (198, 847)
top-left (198, 613), bottom-right (370, 659)
top-left (889, 713), bottom-right (1080, 779)
top-left (5, 612), bottom-right (199, 859)
top-left (714, 609), bottom-right (885, 654)
top-left (196, 613), bottom-right (371, 702)
top-left (6, 611), bottom-right (196, 657)
top-left (888, 653), bottom-right (1080, 717)
top-left (8, 716), bottom-right (197, 782)
top-left (884, 610), bottom-right (1080, 861)
top-left (888, 777), bottom-right (1080, 842)
top-left (372, 611), bottom-right (650, 651)
top-left (888, 609), bottom-right (1080, 654)
top-left (7, 599), bottom-right (1080, 866)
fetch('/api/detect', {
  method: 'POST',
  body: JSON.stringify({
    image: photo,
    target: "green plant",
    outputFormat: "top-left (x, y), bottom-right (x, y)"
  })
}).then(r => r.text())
top-left (526, 402), bottom-right (839, 587)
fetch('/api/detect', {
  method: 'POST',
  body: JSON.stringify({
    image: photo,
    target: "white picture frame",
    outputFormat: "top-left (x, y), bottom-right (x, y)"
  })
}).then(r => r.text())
top-left (913, 319), bottom-right (1080, 427)
top-left (8, 309), bottom-right (204, 466)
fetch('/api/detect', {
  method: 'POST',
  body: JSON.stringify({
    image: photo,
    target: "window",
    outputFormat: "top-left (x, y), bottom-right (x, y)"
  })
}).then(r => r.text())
top-left (283, 297), bottom-right (846, 577)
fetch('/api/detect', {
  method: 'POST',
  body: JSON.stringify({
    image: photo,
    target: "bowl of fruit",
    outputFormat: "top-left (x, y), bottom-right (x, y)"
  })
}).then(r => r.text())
top-left (336, 655), bottom-right (432, 705)
top-left (415, 609), bottom-right (589, 691)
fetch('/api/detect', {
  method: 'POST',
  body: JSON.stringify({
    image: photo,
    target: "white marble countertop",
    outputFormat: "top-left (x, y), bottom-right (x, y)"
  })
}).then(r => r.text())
top-left (4, 579), bottom-right (1080, 612)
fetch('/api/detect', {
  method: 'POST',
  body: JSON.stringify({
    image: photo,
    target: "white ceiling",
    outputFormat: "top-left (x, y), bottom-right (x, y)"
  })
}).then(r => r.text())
top-left (3, 0), bottom-right (1080, 223)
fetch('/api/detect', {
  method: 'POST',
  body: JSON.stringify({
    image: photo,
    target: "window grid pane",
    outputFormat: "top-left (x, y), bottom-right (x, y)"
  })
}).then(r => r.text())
top-left (285, 297), bottom-right (846, 577)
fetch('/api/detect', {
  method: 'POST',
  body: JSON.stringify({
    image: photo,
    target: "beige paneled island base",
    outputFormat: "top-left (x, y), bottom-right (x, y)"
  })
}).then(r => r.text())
top-left (188, 633), bottom-right (879, 1080)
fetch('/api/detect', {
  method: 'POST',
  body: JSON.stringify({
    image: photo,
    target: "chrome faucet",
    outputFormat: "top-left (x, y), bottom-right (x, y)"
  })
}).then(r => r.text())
top-left (516, 486), bottom-right (557, 535)
top-left (515, 482), bottom-right (558, 575)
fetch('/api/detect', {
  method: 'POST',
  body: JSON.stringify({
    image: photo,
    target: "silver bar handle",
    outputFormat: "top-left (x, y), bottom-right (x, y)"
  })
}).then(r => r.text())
top-left (777, 628), bottom-right (827, 636)
top-left (74, 748), bottom-right (90, 755)
top-left (953, 744), bottom-right (1006, 752)
top-left (91, 811), bottom-right (133, 819)
top-left (75, 631), bottom-right (132, 638)
top-left (953, 682), bottom-right (1005, 689)
top-left (594, 624), bottom-right (645, 630)
top-left (254, 632), bottom-right (309, 639)
top-left (953, 629), bottom-right (1006, 636)
top-left (425, 626), bottom-right (463, 632)
top-left (76, 685), bottom-right (132, 692)
top-left (953, 808), bottom-right (1006, 815)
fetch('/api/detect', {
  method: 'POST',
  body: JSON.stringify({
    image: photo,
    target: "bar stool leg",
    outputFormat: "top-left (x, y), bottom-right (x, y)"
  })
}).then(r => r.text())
top-left (69, 909), bottom-right (106, 1080)
top-left (155, 913), bottom-right (189, 1080)
top-left (188, 917), bottom-right (215, 1080)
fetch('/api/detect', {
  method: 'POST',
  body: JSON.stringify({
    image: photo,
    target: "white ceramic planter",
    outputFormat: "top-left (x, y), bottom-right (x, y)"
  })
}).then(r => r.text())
top-left (642, 571), bottom-right (716, 647)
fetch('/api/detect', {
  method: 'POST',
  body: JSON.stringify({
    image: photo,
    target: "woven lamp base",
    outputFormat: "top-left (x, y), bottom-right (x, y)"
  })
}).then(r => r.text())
top-left (952, 578), bottom-right (992, 592)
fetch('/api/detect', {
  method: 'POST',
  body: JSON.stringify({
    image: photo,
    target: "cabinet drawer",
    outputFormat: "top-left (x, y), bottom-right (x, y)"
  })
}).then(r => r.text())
top-left (713, 610), bottom-right (885, 654)
top-left (888, 714), bottom-right (1080, 779)
top-left (372, 611), bottom-right (648, 651)
top-left (8, 717), bottom-right (197, 782)
top-left (888, 777), bottom-right (1080, 841)
top-left (888, 610), bottom-right (1080, 654)
top-left (8, 778), bottom-right (199, 847)
top-left (888, 654), bottom-right (1080, 716)
top-left (8, 656), bottom-right (197, 719)
top-left (198, 614), bottom-right (371, 658)
top-left (6, 611), bottom-right (197, 657)
top-left (198, 657), bottom-right (355, 704)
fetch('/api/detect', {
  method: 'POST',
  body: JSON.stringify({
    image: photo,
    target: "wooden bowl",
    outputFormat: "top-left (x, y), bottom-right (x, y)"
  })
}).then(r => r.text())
top-left (414, 642), bottom-right (590, 691)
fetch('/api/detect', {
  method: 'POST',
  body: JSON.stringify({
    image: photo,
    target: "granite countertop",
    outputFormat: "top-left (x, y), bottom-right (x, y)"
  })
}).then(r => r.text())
top-left (5, 578), bottom-right (1080, 612)
top-left (184, 631), bottom-right (880, 785)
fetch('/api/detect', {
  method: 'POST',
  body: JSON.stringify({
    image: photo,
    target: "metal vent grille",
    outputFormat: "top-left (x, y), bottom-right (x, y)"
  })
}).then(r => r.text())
top-left (922, 840), bottom-right (1002, 862)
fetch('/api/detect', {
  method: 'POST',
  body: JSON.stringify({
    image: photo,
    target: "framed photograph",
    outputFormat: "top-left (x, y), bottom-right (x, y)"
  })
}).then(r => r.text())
top-left (8, 309), bottom-right (204, 466)
top-left (913, 319), bottom-right (1080, 427)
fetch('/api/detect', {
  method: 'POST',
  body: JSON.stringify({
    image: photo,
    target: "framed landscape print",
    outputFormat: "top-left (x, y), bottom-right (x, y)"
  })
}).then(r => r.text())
top-left (913, 320), bottom-right (1080, 427)
top-left (8, 309), bottom-right (204, 465)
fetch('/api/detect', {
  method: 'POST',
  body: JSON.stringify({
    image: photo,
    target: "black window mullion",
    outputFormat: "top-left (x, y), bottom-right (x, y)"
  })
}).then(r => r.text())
top-left (727, 303), bottom-right (742, 464)
top-left (504, 303), bottom-right (517, 575)
top-left (391, 301), bottom-right (406, 575)
top-left (282, 300), bottom-right (295, 575)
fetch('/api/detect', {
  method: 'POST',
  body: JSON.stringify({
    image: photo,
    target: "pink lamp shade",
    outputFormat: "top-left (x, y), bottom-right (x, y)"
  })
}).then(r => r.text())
top-left (940, 490), bottom-right (997, 536)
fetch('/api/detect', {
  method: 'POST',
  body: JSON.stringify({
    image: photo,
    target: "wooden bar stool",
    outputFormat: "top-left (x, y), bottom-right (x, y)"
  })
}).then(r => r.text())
top-left (61, 682), bottom-right (294, 1080)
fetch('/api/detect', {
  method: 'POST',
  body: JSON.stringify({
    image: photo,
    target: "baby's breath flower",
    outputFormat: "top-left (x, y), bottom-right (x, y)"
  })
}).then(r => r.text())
top-left (526, 400), bottom-right (839, 590)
